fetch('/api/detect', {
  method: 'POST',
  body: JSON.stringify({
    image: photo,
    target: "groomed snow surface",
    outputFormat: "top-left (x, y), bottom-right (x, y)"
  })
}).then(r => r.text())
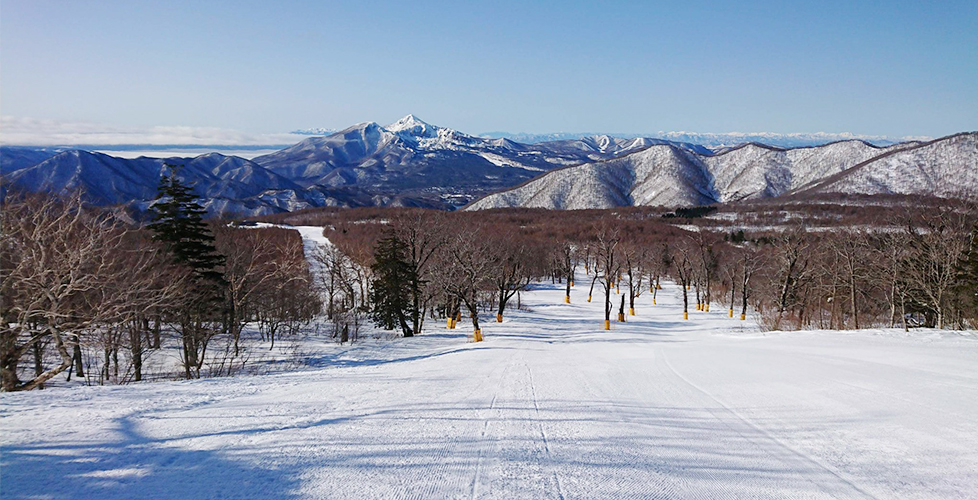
top-left (2, 276), bottom-right (976, 499)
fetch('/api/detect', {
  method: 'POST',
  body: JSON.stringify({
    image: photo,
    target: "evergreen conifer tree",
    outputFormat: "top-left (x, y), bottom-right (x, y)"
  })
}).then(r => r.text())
top-left (369, 234), bottom-right (416, 337)
top-left (148, 164), bottom-right (227, 378)
top-left (148, 165), bottom-right (225, 286)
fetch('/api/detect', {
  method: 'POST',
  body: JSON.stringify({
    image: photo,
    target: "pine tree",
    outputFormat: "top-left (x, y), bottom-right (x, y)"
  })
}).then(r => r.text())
top-left (369, 234), bottom-right (416, 337)
top-left (148, 165), bottom-right (227, 378)
top-left (149, 165), bottom-right (225, 285)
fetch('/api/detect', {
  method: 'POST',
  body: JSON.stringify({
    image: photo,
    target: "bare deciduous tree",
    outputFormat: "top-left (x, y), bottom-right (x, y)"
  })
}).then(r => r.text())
top-left (1, 192), bottom-right (183, 391)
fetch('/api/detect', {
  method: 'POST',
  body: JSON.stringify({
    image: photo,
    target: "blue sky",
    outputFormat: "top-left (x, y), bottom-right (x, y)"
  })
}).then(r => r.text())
top-left (1, 0), bottom-right (975, 143)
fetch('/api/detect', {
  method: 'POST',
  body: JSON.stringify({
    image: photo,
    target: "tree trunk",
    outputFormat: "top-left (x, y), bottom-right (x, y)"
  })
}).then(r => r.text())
top-left (20, 330), bottom-right (75, 391)
top-left (72, 336), bottom-right (85, 378)
top-left (131, 325), bottom-right (143, 382)
top-left (32, 342), bottom-right (44, 390)
top-left (682, 279), bottom-right (689, 315)
top-left (398, 309), bottom-right (413, 338)
top-left (889, 281), bottom-right (897, 328)
top-left (103, 348), bottom-right (111, 384)
top-left (1, 354), bottom-right (21, 392)
top-left (729, 280), bottom-right (737, 316)
top-left (900, 291), bottom-right (908, 332)
top-left (411, 276), bottom-right (422, 337)
top-left (229, 303), bottom-right (240, 356)
top-left (152, 317), bottom-right (161, 349)
top-left (328, 271), bottom-right (336, 320)
top-left (182, 319), bottom-right (196, 379)
top-left (848, 274), bottom-right (859, 330)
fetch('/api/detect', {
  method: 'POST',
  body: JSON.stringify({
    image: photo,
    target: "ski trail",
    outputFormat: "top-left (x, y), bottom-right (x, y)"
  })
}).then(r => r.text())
top-left (253, 224), bottom-right (331, 292)
top-left (469, 392), bottom-right (496, 500)
top-left (470, 353), bottom-right (516, 500)
top-left (525, 361), bottom-right (566, 500)
top-left (5, 272), bottom-right (975, 499)
top-left (659, 350), bottom-right (880, 500)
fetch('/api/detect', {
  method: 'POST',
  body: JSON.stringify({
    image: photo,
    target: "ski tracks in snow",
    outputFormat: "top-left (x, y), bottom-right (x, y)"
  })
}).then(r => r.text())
top-left (469, 375), bottom-right (501, 500)
top-left (4, 277), bottom-right (976, 499)
top-left (525, 360), bottom-right (566, 500)
top-left (658, 350), bottom-right (879, 500)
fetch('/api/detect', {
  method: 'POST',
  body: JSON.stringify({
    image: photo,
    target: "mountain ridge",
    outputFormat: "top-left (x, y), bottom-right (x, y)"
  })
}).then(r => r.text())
top-left (480, 130), bottom-right (917, 148)
top-left (3, 117), bottom-right (973, 216)
top-left (466, 132), bottom-right (977, 211)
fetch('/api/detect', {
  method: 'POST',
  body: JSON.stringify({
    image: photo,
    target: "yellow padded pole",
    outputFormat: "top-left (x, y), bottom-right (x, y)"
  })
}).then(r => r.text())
top-left (604, 320), bottom-right (610, 330)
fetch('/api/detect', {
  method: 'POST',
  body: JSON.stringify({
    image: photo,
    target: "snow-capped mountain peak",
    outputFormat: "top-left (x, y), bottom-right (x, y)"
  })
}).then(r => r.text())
top-left (386, 114), bottom-right (440, 139)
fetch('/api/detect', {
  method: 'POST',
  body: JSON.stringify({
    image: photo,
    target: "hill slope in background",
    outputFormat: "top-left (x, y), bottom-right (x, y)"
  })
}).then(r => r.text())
top-left (464, 145), bottom-right (716, 210)
top-left (794, 132), bottom-right (978, 199)
top-left (0, 146), bottom-right (64, 175)
top-left (467, 132), bottom-right (977, 210)
top-left (4, 150), bottom-right (325, 216)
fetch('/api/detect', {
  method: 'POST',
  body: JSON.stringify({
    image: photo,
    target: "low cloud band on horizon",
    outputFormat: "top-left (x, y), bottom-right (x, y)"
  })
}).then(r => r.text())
top-left (0, 116), bottom-right (307, 147)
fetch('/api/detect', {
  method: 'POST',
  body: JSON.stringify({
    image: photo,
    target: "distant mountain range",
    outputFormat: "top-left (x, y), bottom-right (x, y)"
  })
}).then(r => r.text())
top-left (480, 131), bottom-right (915, 149)
top-left (2, 116), bottom-right (974, 217)
top-left (466, 133), bottom-right (977, 210)
top-left (3, 115), bottom-right (697, 215)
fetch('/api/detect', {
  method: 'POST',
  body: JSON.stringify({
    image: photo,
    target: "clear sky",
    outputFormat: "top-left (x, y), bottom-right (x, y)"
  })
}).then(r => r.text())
top-left (1, 0), bottom-right (975, 144)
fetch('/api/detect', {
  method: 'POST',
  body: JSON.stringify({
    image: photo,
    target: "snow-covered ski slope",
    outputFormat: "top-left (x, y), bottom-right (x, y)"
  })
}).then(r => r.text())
top-left (2, 276), bottom-right (976, 499)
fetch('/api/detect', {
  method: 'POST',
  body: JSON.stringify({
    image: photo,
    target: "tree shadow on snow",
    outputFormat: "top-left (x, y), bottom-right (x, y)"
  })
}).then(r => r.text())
top-left (0, 414), bottom-right (302, 500)
top-left (303, 344), bottom-right (520, 368)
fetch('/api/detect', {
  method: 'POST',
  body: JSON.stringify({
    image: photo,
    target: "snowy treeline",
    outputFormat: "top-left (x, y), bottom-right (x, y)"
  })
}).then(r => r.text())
top-left (3, 191), bottom-right (976, 392)
top-left (0, 191), bottom-right (320, 391)
top-left (306, 205), bottom-right (977, 341)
